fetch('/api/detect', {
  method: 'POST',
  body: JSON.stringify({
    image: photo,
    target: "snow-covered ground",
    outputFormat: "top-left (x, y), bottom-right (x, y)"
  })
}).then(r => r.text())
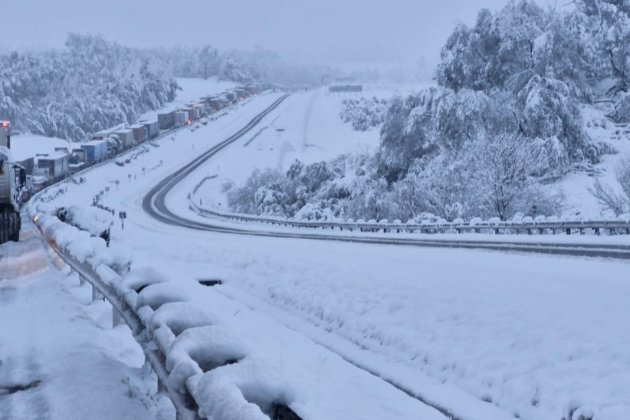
top-left (557, 104), bottom-right (630, 219)
top-left (32, 87), bottom-right (630, 419)
top-left (193, 84), bottom-right (630, 221)
top-left (193, 84), bottom-right (427, 209)
top-left (0, 225), bottom-right (172, 420)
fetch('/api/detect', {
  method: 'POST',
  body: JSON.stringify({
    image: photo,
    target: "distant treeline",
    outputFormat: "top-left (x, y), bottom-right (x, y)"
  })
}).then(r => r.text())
top-left (0, 35), bottom-right (332, 142)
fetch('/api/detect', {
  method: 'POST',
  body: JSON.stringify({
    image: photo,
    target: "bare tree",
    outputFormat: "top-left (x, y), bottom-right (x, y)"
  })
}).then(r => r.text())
top-left (471, 134), bottom-right (549, 220)
top-left (589, 159), bottom-right (630, 215)
top-left (589, 178), bottom-right (627, 215)
top-left (616, 158), bottom-right (630, 200)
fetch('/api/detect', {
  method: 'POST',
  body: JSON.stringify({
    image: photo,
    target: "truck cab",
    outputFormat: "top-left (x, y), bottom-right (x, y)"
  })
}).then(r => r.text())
top-left (0, 121), bottom-right (27, 243)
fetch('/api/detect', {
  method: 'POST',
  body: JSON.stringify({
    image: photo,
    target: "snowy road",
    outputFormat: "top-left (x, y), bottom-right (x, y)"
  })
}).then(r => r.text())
top-left (37, 88), bottom-right (630, 419)
top-left (0, 222), bottom-right (171, 420)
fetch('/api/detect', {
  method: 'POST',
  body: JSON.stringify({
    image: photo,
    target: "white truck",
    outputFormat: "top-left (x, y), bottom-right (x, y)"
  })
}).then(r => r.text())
top-left (0, 121), bottom-right (27, 244)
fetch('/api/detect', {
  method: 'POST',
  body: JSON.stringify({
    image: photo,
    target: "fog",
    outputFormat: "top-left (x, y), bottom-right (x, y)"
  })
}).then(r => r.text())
top-left (4, 0), bottom-right (559, 69)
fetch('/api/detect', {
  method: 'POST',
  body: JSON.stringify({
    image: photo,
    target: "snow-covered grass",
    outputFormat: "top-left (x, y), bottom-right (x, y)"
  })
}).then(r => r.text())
top-left (194, 84), bottom-right (424, 210)
top-left (32, 87), bottom-right (630, 420)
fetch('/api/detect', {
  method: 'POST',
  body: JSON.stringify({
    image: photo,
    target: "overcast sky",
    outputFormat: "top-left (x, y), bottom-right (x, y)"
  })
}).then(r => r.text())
top-left (3, 0), bottom-right (558, 69)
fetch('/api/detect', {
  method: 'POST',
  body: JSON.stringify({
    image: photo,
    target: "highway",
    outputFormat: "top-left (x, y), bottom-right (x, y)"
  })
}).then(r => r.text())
top-left (136, 91), bottom-right (630, 420)
top-left (24, 90), bottom-right (630, 420)
top-left (142, 94), bottom-right (630, 261)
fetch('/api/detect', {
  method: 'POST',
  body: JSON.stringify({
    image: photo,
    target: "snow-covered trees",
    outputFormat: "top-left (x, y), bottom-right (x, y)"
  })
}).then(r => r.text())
top-left (0, 34), bottom-right (178, 141)
top-left (227, 0), bottom-right (627, 223)
top-left (437, 1), bottom-right (593, 95)
top-left (151, 45), bottom-right (332, 87)
top-left (0, 35), bottom-right (329, 142)
top-left (609, 93), bottom-right (630, 123)
top-left (468, 134), bottom-right (548, 220)
top-left (574, 0), bottom-right (630, 92)
top-left (226, 137), bottom-right (563, 222)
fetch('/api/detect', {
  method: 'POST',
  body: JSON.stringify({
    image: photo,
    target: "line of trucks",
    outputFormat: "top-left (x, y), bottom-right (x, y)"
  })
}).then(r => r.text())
top-left (0, 85), bottom-right (260, 245)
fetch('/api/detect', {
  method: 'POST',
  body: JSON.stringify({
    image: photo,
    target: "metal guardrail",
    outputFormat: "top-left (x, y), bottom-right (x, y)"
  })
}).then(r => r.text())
top-left (188, 198), bottom-right (630, 237)
top-left (25, 91), bottom-right (304, 420)
top-left (33, 222), bottom-right (201, 420)
top-left (31, 213), bottom-right (302, 420)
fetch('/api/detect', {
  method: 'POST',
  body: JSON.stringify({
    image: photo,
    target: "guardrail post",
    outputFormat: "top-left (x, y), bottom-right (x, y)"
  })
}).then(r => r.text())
top-left (79, 274), bottom-right (87, 286)
top-left (112, 308), bottom-right (124, 328)
top-left (92, 285), bottom-right (104, 302)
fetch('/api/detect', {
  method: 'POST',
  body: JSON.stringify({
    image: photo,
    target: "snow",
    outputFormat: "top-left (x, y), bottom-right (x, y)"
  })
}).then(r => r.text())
top-left (192, 84), bottom-right (423, 210)
top-left (10, 134), bottom-right (71, 162)
top-left (556, 104), bottom-right (630, 218)
top-left (59, 205), bottom-right (113, 237)
top-left (29, 86), bottom-right (630, 420)
top-left (138, 77), bottom-right (237, 123)
top-left (0, 226), bottom-right (171, 420)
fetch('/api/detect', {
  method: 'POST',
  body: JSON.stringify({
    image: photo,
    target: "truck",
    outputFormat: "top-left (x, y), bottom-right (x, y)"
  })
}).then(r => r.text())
top-left (142, 120), bottom-right (160, 139)
top-left (80, 140), bottom-right (108, 164)
top-left (0, 121), bottom-right (27, 244)
top-left (114, 129), bottom-right (135, 149)
top-left (158, 112), bottom-right (175, 130)
top-left (37, 152), bottom-right (69, 181)
top-left (131, 124), bottom-right (147, 143)
top-left (174, 110), bottom-right (189, 127)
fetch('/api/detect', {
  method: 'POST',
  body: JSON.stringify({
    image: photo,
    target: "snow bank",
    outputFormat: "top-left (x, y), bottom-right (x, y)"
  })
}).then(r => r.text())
top-left (166, 326), bottom-right (251, 395)
top-left (33, 209), bottom-right (131, 272)
top-left (193, 357), bottom-right (295, 420)
top-left (150, 302), bottom-right (217, 336)
top-left (57, 205), bottom-right (113, 237)
top-left (136, 282), bottom-right (190, 311)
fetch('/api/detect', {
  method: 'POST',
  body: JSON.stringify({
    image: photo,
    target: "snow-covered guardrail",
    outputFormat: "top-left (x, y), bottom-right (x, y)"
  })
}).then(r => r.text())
top-left (29, 207), bottom-right (303, 420)
top-left (189, 197), bottom-right (630, 237)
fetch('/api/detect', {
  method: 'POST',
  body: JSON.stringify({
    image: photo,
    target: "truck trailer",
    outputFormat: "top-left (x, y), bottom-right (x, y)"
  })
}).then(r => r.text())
top-left (142, 120), bottom-right (160, 139)
top-left (158, 112), bottom-right (175, 130)
top-left (37, 152), bottom-right (69, 181)
top-left (114, 129), bottom-right (135, 149)
top-left (81, 140), bottom-right (108, 164)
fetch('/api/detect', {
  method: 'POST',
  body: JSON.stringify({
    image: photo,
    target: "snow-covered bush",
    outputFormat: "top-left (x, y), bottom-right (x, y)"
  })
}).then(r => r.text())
top-left (340, 97), bottom-right (389, 131)
top-left (609, 94), bottom-right (630, 123)
top-left (590, 159), bottom-right (630, 215)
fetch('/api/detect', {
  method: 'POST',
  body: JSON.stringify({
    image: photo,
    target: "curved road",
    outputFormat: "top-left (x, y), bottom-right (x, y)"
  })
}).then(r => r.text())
top-left (142, 94), bottom-right (630, 260)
